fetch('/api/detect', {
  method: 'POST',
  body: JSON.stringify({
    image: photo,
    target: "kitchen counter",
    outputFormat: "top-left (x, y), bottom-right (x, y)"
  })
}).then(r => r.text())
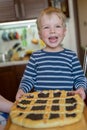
top-left (0, 60), bottom-right (28, 67)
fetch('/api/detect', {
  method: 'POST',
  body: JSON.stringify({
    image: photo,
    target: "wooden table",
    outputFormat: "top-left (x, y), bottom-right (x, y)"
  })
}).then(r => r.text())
top-left (5, 105), bottom-right (87, 130)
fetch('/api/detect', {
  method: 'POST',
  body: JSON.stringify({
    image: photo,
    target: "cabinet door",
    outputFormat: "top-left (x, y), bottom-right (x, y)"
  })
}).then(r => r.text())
top-left (77, 0), bottom-right (87, 47)
top-left (15, 64), bottom-right (26, 87)
top-left (20, 0), bottom-right (48, 20)
top-left (0, 66), bottom-right (17, 102)
top-left (0, 0), bottom-right (20, 22)
top-left (0, 0), bottom-right (48, 22)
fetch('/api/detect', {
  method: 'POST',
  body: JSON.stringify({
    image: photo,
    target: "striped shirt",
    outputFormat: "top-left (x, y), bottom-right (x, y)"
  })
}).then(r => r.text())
top-left (19, 48), bottom-right (87, 92)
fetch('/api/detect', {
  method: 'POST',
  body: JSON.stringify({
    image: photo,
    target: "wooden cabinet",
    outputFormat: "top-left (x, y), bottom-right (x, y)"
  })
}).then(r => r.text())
top-left (0, 66), bottom-right (17, 102)
top-left (0, 0), bottom-right (48, 23)
top-left (77, 0), bottom-right (87, 48)
top-left (0, 64), bottom-right (26, 102)
top-left (0, 0), bottom-right (17, 22)
top-left (19, 0), bottom-right (48, 20)
top-left (14, 64), bottom-right (26, 87)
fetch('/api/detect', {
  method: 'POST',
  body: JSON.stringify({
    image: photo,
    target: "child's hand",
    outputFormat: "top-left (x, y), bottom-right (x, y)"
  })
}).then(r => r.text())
top-left (16, 89), bottom-right (25, 100)
top-left (74, 87), bottom-right (86, 100)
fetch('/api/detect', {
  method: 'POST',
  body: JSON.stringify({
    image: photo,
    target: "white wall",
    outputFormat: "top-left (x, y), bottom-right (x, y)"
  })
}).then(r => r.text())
top-left (62, 0), bottom-right (77, 53)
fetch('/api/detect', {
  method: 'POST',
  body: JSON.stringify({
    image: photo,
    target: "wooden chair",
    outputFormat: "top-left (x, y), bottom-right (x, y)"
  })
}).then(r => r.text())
top-left (83, 47), bottom-right (87, 105)
top-left (83, 47), bottom-right (87, 76)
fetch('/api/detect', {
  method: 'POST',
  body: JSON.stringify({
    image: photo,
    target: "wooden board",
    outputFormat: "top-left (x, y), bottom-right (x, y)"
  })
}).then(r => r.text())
top-left (5, 105), bottom-right (87, 130)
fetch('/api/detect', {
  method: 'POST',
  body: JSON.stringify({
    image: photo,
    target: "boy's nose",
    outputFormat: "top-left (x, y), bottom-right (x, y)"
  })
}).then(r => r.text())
top-left (50, 28), bottom-right (55, 33)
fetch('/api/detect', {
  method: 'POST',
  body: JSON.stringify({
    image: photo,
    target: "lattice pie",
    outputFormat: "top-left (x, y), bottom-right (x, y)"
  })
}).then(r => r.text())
top-left (10, 90), bottom-right (84, 128)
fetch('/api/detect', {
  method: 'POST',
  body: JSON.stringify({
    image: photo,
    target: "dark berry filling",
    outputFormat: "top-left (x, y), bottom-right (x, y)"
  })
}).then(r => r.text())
top-left (31, 105), bottom-right (45, 110)
top-left (49, 113), bottom-right (60, 119)
top-left (26, 114), bottom-right (43, 120)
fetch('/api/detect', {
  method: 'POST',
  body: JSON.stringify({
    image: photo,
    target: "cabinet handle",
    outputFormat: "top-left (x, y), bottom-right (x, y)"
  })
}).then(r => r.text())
top-left (15, 3), bottom-right (20, 18)
top-left (21, 3), bottom-right (25, 17)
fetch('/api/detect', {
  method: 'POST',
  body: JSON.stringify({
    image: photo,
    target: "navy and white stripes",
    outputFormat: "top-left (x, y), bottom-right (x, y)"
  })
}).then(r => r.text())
top-left (19, 48), bottom-right (87, 92)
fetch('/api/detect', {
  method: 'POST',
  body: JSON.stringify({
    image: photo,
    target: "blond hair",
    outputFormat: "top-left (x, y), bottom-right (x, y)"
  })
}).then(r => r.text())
top-left (36, 7), bottom-right (66, 31)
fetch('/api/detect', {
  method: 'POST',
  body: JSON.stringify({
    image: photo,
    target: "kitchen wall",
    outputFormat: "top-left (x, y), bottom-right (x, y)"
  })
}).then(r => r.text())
top-left (0, 20), bottom-right (44, 54)
top-left (62, 0), bottom-right (78, 54)
top-left (0, 0), bottom-right (78, 55)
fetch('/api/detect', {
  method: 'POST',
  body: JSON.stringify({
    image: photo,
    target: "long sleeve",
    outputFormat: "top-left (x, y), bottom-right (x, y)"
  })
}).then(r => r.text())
top-left (19, 54), bottom-right (37, 92)
top-left (72, 53), bottom-right (86, 90)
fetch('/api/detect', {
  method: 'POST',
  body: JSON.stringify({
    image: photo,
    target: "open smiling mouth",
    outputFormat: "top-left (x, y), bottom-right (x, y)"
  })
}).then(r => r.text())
top-left (49, 36), bottom-right (58, 43)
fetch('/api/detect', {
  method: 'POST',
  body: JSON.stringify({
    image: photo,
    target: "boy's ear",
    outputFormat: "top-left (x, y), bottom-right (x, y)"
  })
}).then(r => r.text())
top-left (64, 27), bottom-right (67, 36)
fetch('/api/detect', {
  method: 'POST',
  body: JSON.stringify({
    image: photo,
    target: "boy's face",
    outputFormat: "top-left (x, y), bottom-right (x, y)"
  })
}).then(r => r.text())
top-left (39, 13), bottom-right (66, 51)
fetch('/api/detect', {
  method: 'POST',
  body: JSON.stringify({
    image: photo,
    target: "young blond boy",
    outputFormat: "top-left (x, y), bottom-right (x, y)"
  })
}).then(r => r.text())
top-left (16, 7), bottom-right (86, 100)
